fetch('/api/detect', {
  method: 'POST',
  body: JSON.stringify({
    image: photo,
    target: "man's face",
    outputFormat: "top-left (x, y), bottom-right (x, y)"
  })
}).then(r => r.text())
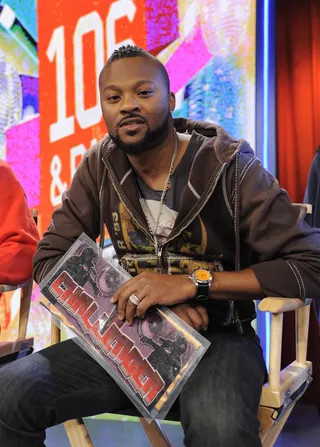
top-left (99, 57), bottom-right (175, 155)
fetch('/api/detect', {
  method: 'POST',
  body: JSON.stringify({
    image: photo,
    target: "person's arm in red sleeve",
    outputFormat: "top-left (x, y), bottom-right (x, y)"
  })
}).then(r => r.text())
top-left (0, 161), bottom-right (39, 285)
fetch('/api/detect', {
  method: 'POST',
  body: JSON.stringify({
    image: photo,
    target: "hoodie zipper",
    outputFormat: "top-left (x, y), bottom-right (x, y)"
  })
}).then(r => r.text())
top-left (223, 153), bottom-right (243, 333)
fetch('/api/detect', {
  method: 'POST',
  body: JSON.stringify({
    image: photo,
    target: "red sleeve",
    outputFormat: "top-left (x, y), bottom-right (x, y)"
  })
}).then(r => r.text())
top-left (0, 161), bottom-right (39, 285)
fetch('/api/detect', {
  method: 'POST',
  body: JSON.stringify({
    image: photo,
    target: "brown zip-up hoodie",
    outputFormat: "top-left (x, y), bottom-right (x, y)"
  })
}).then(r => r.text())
top-left (33, 118), bottom-right (320, 331)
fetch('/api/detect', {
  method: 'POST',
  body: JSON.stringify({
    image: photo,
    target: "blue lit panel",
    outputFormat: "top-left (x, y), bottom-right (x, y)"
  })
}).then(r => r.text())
top-left (256, 0), bottom-right (276, 371)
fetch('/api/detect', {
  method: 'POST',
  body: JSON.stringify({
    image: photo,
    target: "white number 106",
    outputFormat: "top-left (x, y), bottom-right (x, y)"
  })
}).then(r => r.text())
top-left (46, 1), bottom-right (137, 143)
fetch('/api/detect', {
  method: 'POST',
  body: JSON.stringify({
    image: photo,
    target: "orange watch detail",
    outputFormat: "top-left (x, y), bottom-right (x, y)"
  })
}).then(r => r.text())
top-left (189, 269), bottom-right (213, 301)
top-left (194, 269), bottom-right (212, 281)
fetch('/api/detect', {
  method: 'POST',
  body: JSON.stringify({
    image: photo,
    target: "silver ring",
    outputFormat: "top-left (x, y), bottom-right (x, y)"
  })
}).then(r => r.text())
top-left (129, 294), bottom-right (140, 306)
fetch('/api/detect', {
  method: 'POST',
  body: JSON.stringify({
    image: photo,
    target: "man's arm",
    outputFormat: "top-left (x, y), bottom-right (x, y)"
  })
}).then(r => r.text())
top-left (0, 162), bottom-right (39, 284)
top-left (209, 268), bottom-right (264, 300)
top-left (204, 155), bottom-right (320, 301)
top-left (225, 155), bottom-right (320, 300)
top-left (33, 150), bottom-right (101, 284)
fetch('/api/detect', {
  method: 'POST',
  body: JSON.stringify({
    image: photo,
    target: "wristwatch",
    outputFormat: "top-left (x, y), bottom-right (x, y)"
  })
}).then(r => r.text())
top-left (189, 269), bottom-right (212, 301)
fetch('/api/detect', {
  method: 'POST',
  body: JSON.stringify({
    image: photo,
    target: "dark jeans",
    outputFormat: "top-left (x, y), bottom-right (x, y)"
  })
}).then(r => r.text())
top-left (0, 330), bottom-right (266, 447)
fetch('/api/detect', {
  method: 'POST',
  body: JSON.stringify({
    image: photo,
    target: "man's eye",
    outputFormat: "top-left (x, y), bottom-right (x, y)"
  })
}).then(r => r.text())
top-left (108, 95), bottom-right (120, 102)
top-left (138, 90), bottom-right (153, 96)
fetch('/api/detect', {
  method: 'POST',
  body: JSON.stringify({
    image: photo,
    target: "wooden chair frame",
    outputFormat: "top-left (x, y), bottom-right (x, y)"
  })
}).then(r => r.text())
top-left (258, 297), bottom-right (312, 446)
top-left (0, 209), bottom-right (38, 361)
top-left (0, 280), bottom-right (34, 360)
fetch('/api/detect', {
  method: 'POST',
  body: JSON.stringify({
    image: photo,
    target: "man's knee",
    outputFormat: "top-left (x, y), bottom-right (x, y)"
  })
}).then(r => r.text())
top-left (0, 354), bottom-right (49, 424)
top-left (180, 388), bottom-right (261, 447)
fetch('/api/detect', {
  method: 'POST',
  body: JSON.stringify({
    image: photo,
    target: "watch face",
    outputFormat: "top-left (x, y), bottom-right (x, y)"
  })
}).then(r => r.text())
top-left (194, 269), bottom-right (211, 282)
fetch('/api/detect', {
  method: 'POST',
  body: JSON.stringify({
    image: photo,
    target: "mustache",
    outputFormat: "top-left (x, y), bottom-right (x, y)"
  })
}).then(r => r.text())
top-left (117, 114), bottom-right (146, 127)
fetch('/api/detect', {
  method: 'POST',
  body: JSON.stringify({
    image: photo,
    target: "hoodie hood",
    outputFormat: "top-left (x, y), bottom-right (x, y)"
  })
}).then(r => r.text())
top-left (173, 117), bottom-right (254, 163)
top-left (102, 117), bottom-right (254, 165)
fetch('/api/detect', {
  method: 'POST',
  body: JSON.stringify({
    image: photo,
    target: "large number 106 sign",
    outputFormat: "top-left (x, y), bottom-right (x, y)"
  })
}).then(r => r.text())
top-left (38, 0), bottom-right (178, 231)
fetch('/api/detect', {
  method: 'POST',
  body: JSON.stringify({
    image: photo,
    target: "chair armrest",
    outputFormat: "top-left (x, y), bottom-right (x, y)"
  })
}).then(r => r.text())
top-left (258, 297), bottom-right (312, 314)
top-left (292, 203), bottom-right (312, 214)
top-left (0, 284), bottom-right (22, 293)
top-left (0, 280), bottom-right (33, 340)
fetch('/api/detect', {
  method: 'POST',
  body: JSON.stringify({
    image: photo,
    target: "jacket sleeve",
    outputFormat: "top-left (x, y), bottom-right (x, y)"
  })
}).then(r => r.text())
top-left (0, 163), bottom-right (39, 285)
top-left (304, 151), bottom-right (320, 228)
top-left (33, 151), bottom-right (101, 284)
top-left (235, 155), bottom-right (320, 299)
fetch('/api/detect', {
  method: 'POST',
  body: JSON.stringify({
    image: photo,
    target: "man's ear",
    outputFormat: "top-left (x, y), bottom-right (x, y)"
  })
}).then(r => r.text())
top-left (169, 92), bottom-right (176, 113)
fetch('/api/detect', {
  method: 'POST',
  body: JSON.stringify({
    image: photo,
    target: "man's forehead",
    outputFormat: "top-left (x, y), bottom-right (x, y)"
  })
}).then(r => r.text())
top-left (100, 57), bottom-right (161, 87)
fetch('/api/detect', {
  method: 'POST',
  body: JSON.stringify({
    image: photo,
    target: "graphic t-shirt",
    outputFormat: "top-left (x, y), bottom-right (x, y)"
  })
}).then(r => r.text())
top-left (136, 132), bottom-right (209, 245)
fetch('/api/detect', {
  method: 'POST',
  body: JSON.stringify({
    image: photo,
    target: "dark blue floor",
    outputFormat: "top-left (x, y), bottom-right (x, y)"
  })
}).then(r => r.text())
top-left (46, 418), bottom-right (184, 447)
top-left (274, 404), bottom-right (320, 447)
top-left (45, 404), bottom-right (320, 446)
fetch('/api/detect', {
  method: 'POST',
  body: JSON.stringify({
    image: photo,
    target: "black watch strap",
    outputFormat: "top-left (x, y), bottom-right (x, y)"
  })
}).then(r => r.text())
top-left (196, 283), bottom-right (210, 301)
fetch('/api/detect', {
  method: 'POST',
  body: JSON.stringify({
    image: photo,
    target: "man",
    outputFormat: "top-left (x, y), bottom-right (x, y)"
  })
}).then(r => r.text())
top-left (0, 160), bottom-right (39, 285)
top-left (0, 45), bottom-right (320, 447)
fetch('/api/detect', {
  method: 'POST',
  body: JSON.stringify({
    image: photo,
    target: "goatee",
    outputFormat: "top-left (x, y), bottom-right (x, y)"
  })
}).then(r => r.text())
top-left (110, 111), bottom-right (171, 156)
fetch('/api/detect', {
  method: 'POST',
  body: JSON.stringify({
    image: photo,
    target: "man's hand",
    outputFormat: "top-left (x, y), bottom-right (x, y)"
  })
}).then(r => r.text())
top-left (170, 303), bottom-right (209, 332)
top-left (111, 272), bottom-right (196, 325)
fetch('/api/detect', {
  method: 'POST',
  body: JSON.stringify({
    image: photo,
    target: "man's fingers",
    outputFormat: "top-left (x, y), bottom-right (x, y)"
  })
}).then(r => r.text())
top-left (111, 282), bottom-right (129, 304)
top-left (185, 307), bottom-right (204, 331)
top-left (111, 277), bottom-right (138, 304)
top-left (195, 306), bottom-right (209, 330)
top-left (117, 296), bottom-right (128, 320)
top-left (136, 298), bottom-right (155, 319)
top-left (115, 282), bottom-right (140, 319)
top-left (125, 298), bottom-right (139, 325)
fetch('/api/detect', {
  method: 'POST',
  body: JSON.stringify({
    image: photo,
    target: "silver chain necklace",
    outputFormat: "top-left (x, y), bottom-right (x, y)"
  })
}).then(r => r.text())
top-left (144, 134), bottom-right (179, 259)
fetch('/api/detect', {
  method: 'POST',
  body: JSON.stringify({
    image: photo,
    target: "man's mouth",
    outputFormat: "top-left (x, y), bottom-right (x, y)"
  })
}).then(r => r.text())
top-left (119, 117), bottom-right (145, 131)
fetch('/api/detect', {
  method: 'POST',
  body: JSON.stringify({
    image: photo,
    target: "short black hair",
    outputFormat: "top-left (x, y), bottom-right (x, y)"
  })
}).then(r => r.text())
top-left (106, 45), bottom-right (170, 91)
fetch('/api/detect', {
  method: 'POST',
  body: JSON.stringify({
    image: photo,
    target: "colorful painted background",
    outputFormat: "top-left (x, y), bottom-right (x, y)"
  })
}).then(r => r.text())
top-left (0, 0), bottom-right (256, 350)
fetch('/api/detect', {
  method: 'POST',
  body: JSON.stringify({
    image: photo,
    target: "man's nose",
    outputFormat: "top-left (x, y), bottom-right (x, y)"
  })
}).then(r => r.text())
top-left (120, 95), bottom-right (141, 114)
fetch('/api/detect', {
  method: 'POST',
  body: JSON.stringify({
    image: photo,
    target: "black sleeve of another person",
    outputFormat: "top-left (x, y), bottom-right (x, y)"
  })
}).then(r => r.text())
top-left (304, 147), bottom-right (320, 228)
top-left (304, 146), bottom-right (320, 322)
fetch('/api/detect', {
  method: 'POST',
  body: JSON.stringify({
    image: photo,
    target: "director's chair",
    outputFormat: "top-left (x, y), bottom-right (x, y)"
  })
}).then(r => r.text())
top-left (50, 293), bottom-right (312, 447)
top-left (51, 205), bottom-right (313, 447)
top-left (0, 280), bottom-right (34, 364)
top-left (0, 209), bottom-right (38, 364)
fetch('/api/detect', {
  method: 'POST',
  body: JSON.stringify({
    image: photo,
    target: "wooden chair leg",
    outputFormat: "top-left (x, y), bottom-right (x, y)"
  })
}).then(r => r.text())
top-left (139, 418), bottom-right (173, 447)
top-left (18, 280), bottom-right (33, 340)
top-left (259, 406), bottom-right (278, 440)
top-left (49, 318), bottom-right (94, 446)
top-left (51, 320), bottom-right (61, 345)
top-left (296, 304), bottom-right (311, 364)
top-left (64, 419), bottom-right (94, 447)
top-left (261, 406), bottom-right (294, 447)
